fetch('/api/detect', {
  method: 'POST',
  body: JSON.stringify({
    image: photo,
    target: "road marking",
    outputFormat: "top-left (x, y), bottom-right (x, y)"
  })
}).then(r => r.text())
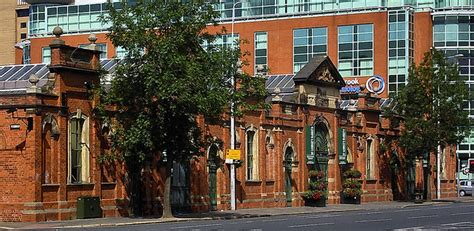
top-left (399, 208), bottom-right (422, 212)
top-left (355, 218), bottom-right (392, 223)
top-left (393, 226), bottom-right (424, 231)
top-left (260, 218), bottom-right (288, 222)
top-left (302, 214), bottom-right (341, 219)
top-left (170, 223), bottom-right (222, 230)
top-left (288, 222), bottom-right (334, 228)
top-left (361, 211), bottom-right (383, 215)
top-left (227, 221), bottom-right (254, 225)
top-left (450, 212), bottom-right (473, 216)
top-left (407, 215), bottom-right (438, 219)
top-left (441, 221), bottom-right (474, 226)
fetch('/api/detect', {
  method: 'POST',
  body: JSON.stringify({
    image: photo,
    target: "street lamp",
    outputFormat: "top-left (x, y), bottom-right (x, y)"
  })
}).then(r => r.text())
top-left (229, 0), bottom-right (242, 211)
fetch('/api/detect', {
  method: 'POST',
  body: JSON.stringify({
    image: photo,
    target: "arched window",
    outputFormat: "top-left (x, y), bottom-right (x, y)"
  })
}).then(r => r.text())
top-left (68, 112), bottom-right (90, 183)
top-left (246, 128), bottom-right (259, 180)
top-left (366, 138), bottom-right (375, 179)
top-left (441, 146), bottom-right (447, 179)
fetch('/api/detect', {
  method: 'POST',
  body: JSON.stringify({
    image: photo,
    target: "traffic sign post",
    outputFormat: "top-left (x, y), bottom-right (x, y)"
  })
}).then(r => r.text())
top-left (227, 149), bottom-right (240, 210)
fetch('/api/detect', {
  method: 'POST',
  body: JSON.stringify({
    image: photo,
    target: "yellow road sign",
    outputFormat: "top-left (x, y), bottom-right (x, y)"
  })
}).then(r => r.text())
top-left (226, 149), bottom-right (241, 160)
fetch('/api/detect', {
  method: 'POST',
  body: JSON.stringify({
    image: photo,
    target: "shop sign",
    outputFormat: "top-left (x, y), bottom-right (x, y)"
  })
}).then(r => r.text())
top-left (338, 128), bottom-right (347, 165)
top-left (366, 75), bottom-right (385, 95)
top-left (306, 125), bottom-right (315, 164)
top-left (341, 79), bottom-right (361, 94)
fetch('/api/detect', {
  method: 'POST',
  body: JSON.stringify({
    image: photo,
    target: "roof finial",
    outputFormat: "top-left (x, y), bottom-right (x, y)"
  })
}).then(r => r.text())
top-left (27, 74), bottom-right (41, 94)
top-left (87, 33), bottom-right (98, 51)
top-left (88, 33), bottom-right (97, 44)
top-left (51, 26), bottom-right (65, 45)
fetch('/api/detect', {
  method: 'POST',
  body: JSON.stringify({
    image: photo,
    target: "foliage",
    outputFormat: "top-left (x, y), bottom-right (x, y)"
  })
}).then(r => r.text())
top-left (342, 169), bottom-right (363, 198)
top-left (389, 49), bottom-right (470, 158)
top-left (303, 170), bottom-right (327, 201)
top-left (98, 0), bottom-right (267, 216)
top-left (342, 169), bottom-right (362, 179)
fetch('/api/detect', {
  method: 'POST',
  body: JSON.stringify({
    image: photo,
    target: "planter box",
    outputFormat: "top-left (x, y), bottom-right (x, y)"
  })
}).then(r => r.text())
top-left (342, 196), bottom-right (361, 204)
top-left (304, 197), bottom-right (326, 207)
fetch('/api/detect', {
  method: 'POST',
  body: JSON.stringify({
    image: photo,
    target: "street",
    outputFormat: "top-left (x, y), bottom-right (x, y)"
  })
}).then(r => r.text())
top-left (68, 202), bottom-right (474, 231)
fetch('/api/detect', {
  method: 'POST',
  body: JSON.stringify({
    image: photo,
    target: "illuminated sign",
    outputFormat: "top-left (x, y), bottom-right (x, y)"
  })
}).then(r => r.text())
top-left (366, 75), bottom-right (385, 95)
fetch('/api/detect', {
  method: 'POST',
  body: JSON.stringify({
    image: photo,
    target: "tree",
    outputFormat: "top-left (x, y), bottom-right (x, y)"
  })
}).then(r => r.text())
top-left (392, 48), bottom-right (470, 199)
top-left (98, 0), bottom-right (266, 217)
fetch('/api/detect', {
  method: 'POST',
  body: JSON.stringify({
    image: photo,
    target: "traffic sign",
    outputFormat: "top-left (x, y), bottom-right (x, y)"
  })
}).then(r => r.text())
top-left (469, 158), bottom-right (474, 173)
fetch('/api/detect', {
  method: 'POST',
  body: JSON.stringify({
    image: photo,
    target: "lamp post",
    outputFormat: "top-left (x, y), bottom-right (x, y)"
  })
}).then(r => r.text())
top-left (229, 0), bottom-right (242, 211)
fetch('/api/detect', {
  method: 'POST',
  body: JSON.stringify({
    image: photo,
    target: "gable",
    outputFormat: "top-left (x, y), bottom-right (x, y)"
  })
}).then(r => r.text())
top-left (293, 56), bottom-right (345, 88)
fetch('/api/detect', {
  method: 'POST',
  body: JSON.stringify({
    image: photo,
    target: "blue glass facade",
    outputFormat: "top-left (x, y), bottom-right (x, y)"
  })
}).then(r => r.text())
top-left (29, 0), bottom-right (474, 37)
top-left (387, 9), bottom-right (413, 95)
top-left (433, 13), bottom-right (474, 160)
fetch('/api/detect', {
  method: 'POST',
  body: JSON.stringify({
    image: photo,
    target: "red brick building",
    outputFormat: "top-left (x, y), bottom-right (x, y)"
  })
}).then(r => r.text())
top-left (0, 32), bottom-right (457, 222)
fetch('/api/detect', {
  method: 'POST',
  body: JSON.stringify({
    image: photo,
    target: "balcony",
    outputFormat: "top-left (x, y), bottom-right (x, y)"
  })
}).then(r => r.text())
top-left (17, 0), bottom-right (29, 8)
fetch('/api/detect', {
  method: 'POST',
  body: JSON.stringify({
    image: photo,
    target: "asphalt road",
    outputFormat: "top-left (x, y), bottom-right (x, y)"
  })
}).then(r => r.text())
top-left (72, 202), bottom-right (474, 231)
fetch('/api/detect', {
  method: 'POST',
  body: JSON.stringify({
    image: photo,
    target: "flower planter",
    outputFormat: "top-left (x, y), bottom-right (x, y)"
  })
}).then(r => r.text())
top-left (342, 196), bottom-right (360, 204)
top-left (304, 197), bottom-right (326, 207)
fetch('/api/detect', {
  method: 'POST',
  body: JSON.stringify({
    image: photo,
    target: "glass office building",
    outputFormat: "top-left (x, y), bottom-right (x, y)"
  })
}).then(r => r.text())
top-left (433, 12), bottom-right (474, 161)
top-left (25, 0), bottom-right (474, 161)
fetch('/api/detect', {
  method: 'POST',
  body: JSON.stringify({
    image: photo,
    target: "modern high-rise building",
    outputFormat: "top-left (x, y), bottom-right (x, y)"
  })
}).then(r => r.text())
top-left (16, 0), bottom-right (474, 166)
top-left (0, 0), bottom-right (30, 65)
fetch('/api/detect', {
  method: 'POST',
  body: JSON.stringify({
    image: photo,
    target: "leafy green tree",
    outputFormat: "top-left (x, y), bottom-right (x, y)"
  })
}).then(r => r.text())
top-left (99, 0), bottom-right (266, 217)
top-left (392, 48), bottom-right (469, 199)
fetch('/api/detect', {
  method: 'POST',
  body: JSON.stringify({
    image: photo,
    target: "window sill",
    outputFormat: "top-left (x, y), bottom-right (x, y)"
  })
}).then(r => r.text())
top-left (42, 183), bottom-right (60, 187)
top-left (365, 179), bottom-right (378, 184)
top-left (101, 182), bottom-right (117, 186)
top-left (245, 180), bottom-right (262, 184)
top-left (67, 183), bottom-right (95, 187)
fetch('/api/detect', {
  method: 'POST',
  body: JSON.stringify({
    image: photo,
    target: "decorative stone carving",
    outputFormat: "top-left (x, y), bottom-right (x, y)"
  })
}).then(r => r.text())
top-left (42, 73), bottom-right (56, 94)
top-left (307, 94), bottom-right (316, 106)
top-left (265, 129), bottom-right (274, 149)
top-left (27, 74), bottom-right (41, 94)
top-left (312, 68), bottom-right (335, 83)
top-left (272, 87), bottom-right (282, 102)
top-left (42, 113), bottom-right (60, 137)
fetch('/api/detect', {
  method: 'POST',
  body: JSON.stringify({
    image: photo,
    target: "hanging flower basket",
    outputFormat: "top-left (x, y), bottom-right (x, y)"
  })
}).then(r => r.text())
top-left (303, 170), bottom-right (327, 207)
top-left (341, 169), bottom-right (363, 205)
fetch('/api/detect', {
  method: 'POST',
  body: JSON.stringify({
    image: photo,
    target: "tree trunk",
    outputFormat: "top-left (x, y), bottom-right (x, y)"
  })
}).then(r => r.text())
top-left (425, 158), bottom-right (432, 201)
top-left (129, 165), bottom-right (143, 217)
top-left (162, 161), bottom-right (174, 218)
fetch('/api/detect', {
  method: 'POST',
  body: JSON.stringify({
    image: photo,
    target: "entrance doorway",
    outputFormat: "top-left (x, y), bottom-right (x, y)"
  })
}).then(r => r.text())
top-left (208, 145), bottom-right (219, 211)
top-left (314, 125), bottom-right (329, 191)
top-left (171, 161), bottom-right (191, 213)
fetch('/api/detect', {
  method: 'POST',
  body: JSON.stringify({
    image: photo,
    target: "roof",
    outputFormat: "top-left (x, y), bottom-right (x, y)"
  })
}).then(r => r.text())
top-left (265, 74), bottom-right (295, 103)
top-left (293, 55), bottom-right (345, 87)
top-left (0, 59), bottom-right (119, 95)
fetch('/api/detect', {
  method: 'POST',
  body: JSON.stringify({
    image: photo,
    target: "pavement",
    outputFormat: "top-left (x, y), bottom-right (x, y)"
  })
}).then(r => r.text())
top-left (1, 197), bottom-right (474, 230)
